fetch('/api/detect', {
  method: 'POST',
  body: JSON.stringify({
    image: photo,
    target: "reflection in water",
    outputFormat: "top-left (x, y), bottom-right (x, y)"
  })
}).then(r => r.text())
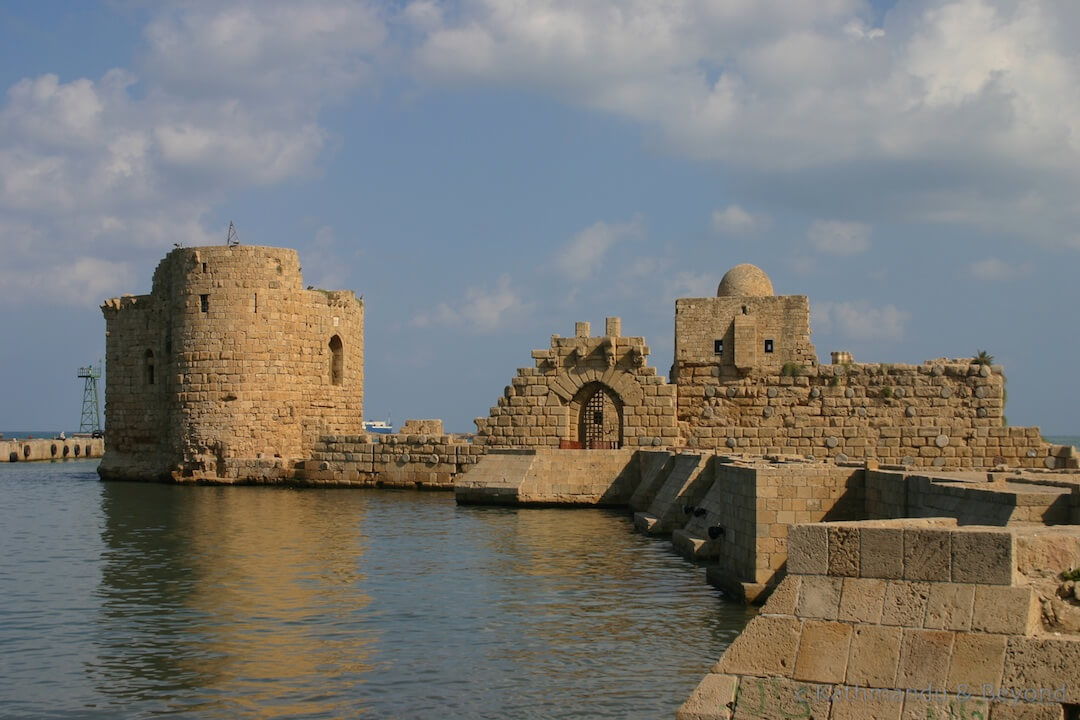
top-left (93, 484), bottom-right (374, 718)
top-left (448, 507), bottom-right (754, 717)
top-left (2, 463), bottom-right (753, 719)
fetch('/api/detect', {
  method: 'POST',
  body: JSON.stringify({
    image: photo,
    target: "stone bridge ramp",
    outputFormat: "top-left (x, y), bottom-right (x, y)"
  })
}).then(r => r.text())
top-left (633, 452), bottom-right (715, 535)
top-left (628, 450), bottom-right (677, 512)
top-left (455, 448), bottom-right (638, 506)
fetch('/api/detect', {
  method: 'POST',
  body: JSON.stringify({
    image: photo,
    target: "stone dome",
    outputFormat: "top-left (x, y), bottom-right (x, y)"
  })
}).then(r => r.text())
top-left (717, 264), bottom-right (774, 297)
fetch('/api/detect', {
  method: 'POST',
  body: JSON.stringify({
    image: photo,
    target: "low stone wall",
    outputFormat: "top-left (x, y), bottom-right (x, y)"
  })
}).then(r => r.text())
top-left (867, 469), bottom-right (1079, 525)
top-left (3, 437), bottom-right (104, 463)
top-left (678, 519), bottom-right (1080, 720)
top-left (294, 432), bottom-right (485, 488)
top-left (625, 458), bottom-right (1080, 604)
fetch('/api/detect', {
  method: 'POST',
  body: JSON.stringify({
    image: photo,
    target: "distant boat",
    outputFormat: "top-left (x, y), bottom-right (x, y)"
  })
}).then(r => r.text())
top-left (363, 420), bottom-right (393, 435)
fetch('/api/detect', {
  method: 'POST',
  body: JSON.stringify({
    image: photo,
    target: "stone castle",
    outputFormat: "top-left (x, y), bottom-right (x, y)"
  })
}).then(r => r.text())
top-left (99, 245), bottom-right (1080, 718)
top-left (100, 249), bottom-right (1059, 481)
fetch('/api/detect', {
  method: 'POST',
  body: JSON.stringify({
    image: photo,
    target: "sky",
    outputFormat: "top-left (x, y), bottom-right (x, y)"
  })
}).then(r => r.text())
top-left (0, 0), bottom-right (1078, 435)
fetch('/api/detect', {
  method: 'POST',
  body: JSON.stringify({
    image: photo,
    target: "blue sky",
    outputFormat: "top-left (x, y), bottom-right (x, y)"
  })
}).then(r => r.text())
top-left (1, 0), bottom-right (1078, 435)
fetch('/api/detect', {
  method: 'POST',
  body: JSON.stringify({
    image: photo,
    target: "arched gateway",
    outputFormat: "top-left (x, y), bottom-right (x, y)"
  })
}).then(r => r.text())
top-left (473, 318), bottom-right (679, 450)
top-left (574, 382), bottom-right (623, 449)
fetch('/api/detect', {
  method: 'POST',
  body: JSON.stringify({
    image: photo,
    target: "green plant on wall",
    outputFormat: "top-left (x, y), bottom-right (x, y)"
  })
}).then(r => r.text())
top-left (881, 385), bottom-right (894, 398)
top-left (974, 350), bottom-right (994, 365)
top-left (1062, 568), bottom-right (1080, 582)
top-left (781, 362), bottom-right (805, 377)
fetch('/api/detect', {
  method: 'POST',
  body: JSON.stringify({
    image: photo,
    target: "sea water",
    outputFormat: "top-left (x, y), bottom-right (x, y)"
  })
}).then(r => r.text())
top-left (0, 460), bottom-right (752, 719)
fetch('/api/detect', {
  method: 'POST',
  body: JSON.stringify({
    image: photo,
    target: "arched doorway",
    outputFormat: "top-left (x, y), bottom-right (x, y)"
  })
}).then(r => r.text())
top-left (574, 382), bottom-right (623, 449)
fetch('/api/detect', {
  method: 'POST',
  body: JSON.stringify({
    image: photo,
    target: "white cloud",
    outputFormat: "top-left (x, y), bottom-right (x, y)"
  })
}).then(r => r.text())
top-left (968, 257), bottom-right (1031, 282)
top-left (0, 257), bottom-right (133, 307)
top-left (0, 1), bottom-right (388, 306)
top-left (812, 300), bottom-right (908, 341)
top-left (554, 215), bottom-right (644, 281)
top-left (667, 271), bottom-right (715, 299)
top-left (808, 220), bottom-right (871, 255)
top-left (711, 204), bottom-right (768, 235)
top-left (402, 1), bottom-right (444, 32)
top-left (843, 20), bottom-right (885, 40)
top-left (408, 0), bottom-right (1080, 247)
top-left (413, 275), bottom-right (531, 333)
top-left (143, 1), bottom-right (384, 103)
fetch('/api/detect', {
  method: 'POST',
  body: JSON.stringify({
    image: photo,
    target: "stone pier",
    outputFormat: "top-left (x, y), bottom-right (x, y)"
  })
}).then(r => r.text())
top-left (3, 437), bottom-right (104, 463)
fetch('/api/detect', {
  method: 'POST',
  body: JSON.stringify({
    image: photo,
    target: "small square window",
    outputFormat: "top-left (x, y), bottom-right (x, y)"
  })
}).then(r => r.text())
top-left (764, 339), bottom-right (774, 353)
top-left (200, 294), bottom-right (209, 313)
top-left (713, 339), bottom-right (724, 355)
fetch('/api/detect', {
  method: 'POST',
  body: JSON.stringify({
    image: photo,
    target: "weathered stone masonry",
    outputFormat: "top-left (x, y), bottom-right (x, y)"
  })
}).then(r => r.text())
top-left (99, 249), bottom-right (1065, 490)
top-left (474, 317), bottom-right (680, 450)
top-left (475, 263), bottom-right (1057, 470)
top-left (99, 245), bottom-right (364, 482)
top-left (678, 519), bottom-right (1080, 720)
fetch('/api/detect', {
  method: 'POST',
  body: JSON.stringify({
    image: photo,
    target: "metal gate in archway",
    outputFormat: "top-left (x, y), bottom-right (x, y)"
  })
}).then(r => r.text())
top-left (577, 384), bottom-right (622, 450)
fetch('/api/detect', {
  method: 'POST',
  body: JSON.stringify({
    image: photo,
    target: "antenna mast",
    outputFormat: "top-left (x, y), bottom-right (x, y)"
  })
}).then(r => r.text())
top-left (77, 364), bottom-right (102, 434)
top-left (226, 221), bottom-right (241, 246)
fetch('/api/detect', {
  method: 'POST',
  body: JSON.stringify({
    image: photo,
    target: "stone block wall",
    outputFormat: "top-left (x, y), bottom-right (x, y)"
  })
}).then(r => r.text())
top-left (475, 319), bottom-right (679, 449)
top-left (298, 431), bottom-right (485, 488)
top-left (679, 520), bottom-right (1080, 720)
top-left (674, 294), bottom-right (816, 375)
top-left (100, 245), bottom-right (364, 482)
top-left (674, 462), bottom-right (863, 593)
top-left (866, 470), bottom-right (1078, 525)
top-left (676, 359), bottom-right (1054, 469)
top-left (98, 294), bottom-right (170, 477)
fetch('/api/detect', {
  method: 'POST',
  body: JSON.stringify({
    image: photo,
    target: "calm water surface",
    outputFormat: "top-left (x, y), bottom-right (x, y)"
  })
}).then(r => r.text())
top-left (0, 461), bottom-right (753, 719)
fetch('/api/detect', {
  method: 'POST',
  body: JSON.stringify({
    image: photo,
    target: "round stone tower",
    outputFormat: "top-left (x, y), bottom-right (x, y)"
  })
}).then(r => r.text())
top-left (101, 244), bottom-right (364, 481)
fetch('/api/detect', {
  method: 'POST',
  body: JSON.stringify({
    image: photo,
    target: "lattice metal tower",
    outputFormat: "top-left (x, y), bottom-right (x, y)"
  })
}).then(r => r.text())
top-left (78, 364), bottom-right (102, 434)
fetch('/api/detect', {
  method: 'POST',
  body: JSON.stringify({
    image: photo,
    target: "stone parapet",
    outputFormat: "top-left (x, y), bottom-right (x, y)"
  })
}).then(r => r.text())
top-left (678, 521), bottom-right (1080, 719)
top-left (295, 432), bottom-right (484, 488)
